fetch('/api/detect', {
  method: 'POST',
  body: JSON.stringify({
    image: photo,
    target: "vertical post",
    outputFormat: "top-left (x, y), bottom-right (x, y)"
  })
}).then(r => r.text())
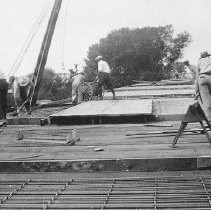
top-left (30, 0), bottom-right (63, 106)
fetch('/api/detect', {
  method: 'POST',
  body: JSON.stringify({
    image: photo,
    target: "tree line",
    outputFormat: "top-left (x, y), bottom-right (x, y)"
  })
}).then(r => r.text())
top-left (38, 25), bottom-right (191, 100)
top-left (85, 25), bottom-right (191, 87)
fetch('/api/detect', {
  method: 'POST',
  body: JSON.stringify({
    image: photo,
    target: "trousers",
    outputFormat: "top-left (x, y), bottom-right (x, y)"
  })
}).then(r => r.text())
top-left (198, 74), bottom-right (211, 121)
top-left (13, 80), bottom-right (30, 112)
top-left (0, 79), bottom-right (8, 119)
top-left (97, 72), bottom-right (115, 99)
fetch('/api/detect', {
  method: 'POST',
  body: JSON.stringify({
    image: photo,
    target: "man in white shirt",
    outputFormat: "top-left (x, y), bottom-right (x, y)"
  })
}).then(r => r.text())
top-left (0, 70), bottom-right (8, 120)
top-left (196, 51), bottom-right (211, 120)
top-left (95, 56), bottom-right (116, 100)
top-left (183, 60), bottom-right (197, 82)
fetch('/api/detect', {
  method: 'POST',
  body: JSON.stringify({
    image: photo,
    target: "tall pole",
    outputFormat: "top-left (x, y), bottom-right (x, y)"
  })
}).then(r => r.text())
top-left (30, 0), bottom-right (62, 106)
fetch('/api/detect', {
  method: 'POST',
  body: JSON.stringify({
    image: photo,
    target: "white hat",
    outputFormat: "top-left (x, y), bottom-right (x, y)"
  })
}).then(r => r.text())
top-left (200, 51), bottom-right (210, 58)
top-left (95, 55), bottom-right (102, 61)
top-left (77, 65), bottom-right (85, 73)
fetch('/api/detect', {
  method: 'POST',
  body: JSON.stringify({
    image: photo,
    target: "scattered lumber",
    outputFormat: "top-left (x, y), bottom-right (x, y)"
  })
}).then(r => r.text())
top-left (94, 147), bottom-right (104, 152)
top-left (0, 121), bottom-right (6, 127)
top-left (126, 128), bottom-right (207, 136)
top-left (16, 127), bottom-right (81, 146)
top-left (144, 123), bottom-right (173, 127)
top-left (33, 97), bottom-right (73, 110)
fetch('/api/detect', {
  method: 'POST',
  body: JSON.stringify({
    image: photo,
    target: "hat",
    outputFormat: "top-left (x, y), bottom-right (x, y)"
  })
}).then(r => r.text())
top-left (95, 55), bottom-right (103, 61)
top-left (200, 51), bottom-right (210, 58)
top-left (183, 60), bottom-right (189, 66)
top-left (18, 76), bottom-right (30, 87)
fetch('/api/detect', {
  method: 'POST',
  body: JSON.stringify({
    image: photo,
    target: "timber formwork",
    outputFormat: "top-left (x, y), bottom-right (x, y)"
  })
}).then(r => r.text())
top-left (0, 176), bottom-right (211, 209)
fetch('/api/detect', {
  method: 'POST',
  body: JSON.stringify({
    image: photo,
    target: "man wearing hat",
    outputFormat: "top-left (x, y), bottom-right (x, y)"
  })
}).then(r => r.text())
top-left (9, 75), bottom-right (33, 115)
top-left (0, 69), bottom-right (8, 121)
top-left (95, 56), bottom-right (116, 100)
top-left (196, 51), bottom-right (211, 120)
top-left (69, 65), bottom-right (85, 104)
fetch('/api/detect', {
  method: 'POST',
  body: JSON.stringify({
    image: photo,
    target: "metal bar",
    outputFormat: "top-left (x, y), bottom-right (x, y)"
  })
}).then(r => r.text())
top-left (0, 177), bottom-right (210, 209)
top-left (200, 177), bottom-right (211, 206)
top-left (101, 179), bottom-right (115, 209)
top-left (154, 179), bottom-right (157, 210)
top-left (43, 180), bottom-right (72, 209)
top-left (0, 179), bottom-right (31, 205)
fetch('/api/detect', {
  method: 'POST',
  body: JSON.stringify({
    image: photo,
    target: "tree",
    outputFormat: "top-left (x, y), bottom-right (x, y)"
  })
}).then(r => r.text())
top-left (28, 68), bottom-right (72, 101)
top-left (85, 25), bottom-right (191, 87)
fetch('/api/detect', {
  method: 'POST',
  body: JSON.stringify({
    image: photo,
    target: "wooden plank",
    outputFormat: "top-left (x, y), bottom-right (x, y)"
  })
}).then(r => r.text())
top-left (104, 89), bottom-right (194, 98)
top-left (116, 84), bottom-right (194, 91)
top-left (126, 128), bottom-right (204, 136)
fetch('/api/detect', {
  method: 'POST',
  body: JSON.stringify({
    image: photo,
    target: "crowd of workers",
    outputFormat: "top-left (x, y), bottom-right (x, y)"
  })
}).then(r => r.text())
top-left (0, 55), bottom-right (116, 123)
top-left (1, 52), bottom-right (211, 123)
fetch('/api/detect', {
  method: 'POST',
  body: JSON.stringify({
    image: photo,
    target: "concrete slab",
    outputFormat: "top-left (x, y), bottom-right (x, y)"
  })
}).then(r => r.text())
top-left (51, 100), bottom-right (153, 117)
top-left (153, 98), bottom-right (195, 120)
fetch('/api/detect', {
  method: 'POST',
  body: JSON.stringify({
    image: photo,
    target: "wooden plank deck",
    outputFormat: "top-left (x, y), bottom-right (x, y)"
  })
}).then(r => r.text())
top-left (104, 84), bottom-right (194, 99)
top-left (115, 84), bottom-right (194, 91)
top-left (104, 89), bottom-right (194, 99)
top-left (0, 122), bottom-right (210, 172)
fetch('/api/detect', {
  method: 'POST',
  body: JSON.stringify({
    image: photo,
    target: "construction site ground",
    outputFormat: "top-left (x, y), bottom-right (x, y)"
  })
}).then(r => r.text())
top-left (1, 121), bottom-right (211, 173)
top-left (1, 82), bottom-right (211, 209)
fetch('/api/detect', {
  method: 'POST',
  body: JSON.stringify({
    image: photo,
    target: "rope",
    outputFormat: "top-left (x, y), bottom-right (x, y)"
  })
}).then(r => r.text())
top-left (61, 0), bottom-right (69, 72)
top-left (8, 0), bottom-right (52, 77)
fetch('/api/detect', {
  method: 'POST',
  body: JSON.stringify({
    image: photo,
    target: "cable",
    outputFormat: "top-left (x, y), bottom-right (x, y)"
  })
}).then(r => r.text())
top-left (61, 0), bottom-right (69, 72)
top-left (8, 0), bottom-right (52, 77)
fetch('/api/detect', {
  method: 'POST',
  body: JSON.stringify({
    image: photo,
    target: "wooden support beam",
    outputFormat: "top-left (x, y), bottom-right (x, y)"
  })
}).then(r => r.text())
top-left (30, 0), bottom-right (63, 106)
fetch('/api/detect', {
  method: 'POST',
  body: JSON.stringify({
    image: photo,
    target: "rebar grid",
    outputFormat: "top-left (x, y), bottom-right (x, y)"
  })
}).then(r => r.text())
top-left (43, 180), bottom-right (72, 210)
top-left (0, 176), bottom-right (210, 209)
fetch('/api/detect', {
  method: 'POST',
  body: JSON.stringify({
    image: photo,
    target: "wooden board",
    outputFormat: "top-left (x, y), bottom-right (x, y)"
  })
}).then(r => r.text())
top-left (115, 84), bottom-right (194, 92)
top-left (104, 89), bottom-right (194, 99)
top-left (51, 100), bottom-right (153, 117)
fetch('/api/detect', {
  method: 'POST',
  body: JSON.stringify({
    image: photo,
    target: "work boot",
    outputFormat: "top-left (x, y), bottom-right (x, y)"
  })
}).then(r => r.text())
top-left (11, 111), bottom-right (19, 116)
top-left (0, 119), bottom-right (7, 127)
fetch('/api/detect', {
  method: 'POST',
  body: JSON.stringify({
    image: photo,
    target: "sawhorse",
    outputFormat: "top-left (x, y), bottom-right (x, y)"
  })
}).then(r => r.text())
top-left (172, 101), bottom-right (211, 148)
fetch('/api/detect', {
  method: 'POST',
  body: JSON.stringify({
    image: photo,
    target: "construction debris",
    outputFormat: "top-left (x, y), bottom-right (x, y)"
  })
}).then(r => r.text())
top-left (94, 147), bottom-right (104, 152)
top-left (66, 129), bottom-right (81, 145)
top-left (17, 129), bottom-right (24, 140)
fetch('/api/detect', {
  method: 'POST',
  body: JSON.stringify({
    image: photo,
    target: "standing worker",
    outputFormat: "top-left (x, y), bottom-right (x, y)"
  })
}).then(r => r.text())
top-left (183, 60), bottom-right (197, 82)
top-left (69, 66), bottom-right (85, 104)
top-left (196, 51), bottom-right (211, 121)
top-left (95, 56), bottom-right (116, 100)
top-left (0, 69), bottom-right (8, 121)
top-left (9, 76), bottom-right (33, 115)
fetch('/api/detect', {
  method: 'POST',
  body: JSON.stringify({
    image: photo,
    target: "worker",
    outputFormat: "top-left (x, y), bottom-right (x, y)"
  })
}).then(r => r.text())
top-left (70, 67), bottom-right (85, 104)
top-left (195, 51), bottom-right (211, 121)
top-left (95, 55), bottom-right (116, 100)
top-left (183, 60), bottom-right (197, 82)
top-left (0, 70), bottom-right (8, 121)
top-left (9, 76), bottom-right (33, 115)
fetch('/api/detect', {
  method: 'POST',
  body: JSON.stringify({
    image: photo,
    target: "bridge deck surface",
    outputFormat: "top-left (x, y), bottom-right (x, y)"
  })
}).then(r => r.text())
top-left (0, 121), bottom-right (210, 172)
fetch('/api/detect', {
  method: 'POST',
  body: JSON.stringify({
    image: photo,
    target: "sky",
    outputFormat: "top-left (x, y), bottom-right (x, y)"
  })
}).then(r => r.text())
top-left (0, 0), bottom-right (211, 78)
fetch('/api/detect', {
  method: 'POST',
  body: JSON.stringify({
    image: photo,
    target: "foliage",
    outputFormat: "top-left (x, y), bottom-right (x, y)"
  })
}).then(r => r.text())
top-left (85, 25), bottom-right (191, 87)
top-left (28, 68), bottom-right (72, 101)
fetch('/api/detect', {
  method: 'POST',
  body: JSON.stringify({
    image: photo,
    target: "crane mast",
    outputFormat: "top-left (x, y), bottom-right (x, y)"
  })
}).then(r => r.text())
top-left (30, 0), bottom-right (63, 106)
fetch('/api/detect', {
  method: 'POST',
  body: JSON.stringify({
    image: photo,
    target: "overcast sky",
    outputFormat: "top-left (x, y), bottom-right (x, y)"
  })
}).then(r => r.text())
top-left (0, 0), bottom-right (210, 77)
